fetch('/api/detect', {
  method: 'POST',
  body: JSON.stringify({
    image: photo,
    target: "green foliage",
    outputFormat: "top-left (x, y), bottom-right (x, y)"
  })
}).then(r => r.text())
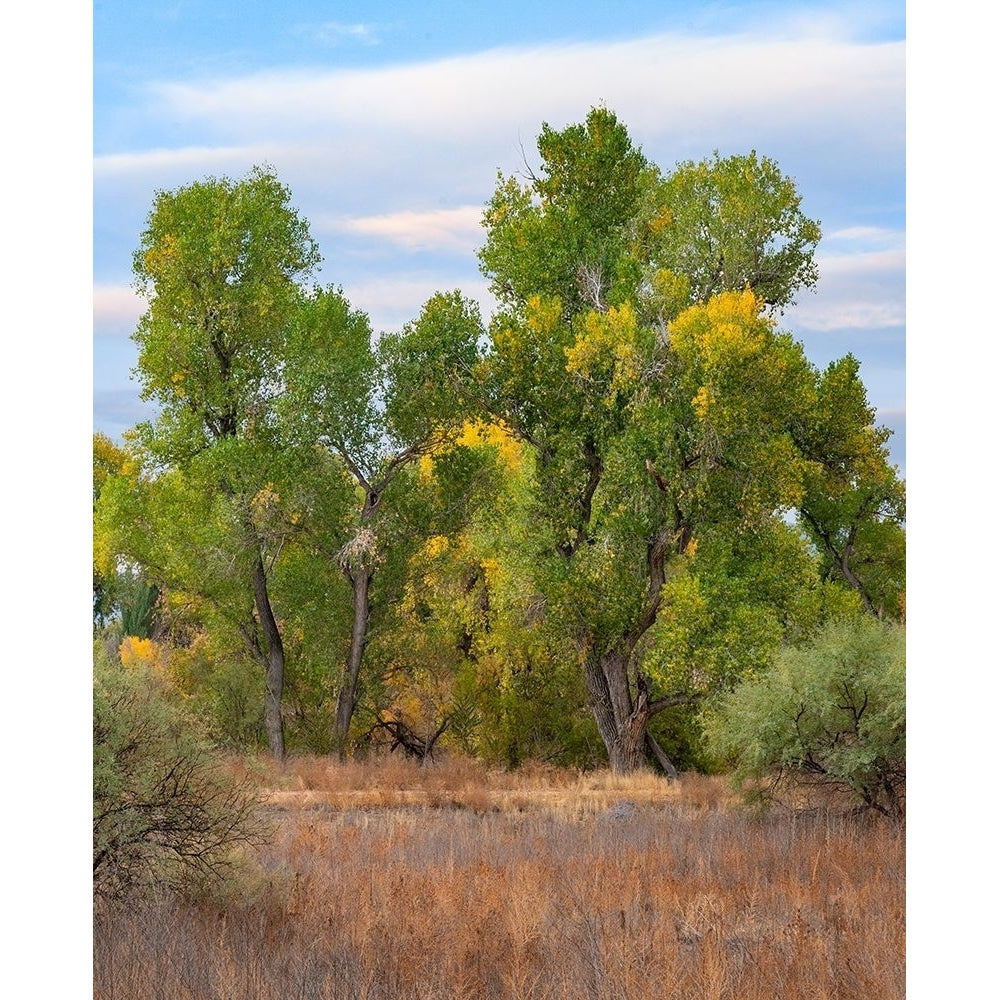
top-left (117, 571), bottom-right (159, 639)
top-left (132, 164), bottom-right (320, 459)
top-left (93, 646), bottom-right (265, 900)
top-left (479, 106), bottom-right (657, 317)
top-left (651, 150), bottom-right (821, 312)
top-left (96, 123), bottom-right (901, 776)
top-left (703, 617), bottom-right (905, 818)
top-left (796, 356), bottom-right (906, 619)
top-left (381, 290), bottom-right (483, 446)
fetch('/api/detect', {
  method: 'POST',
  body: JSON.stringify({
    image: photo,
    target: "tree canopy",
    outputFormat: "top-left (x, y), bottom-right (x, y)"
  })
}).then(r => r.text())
top-left (96, 108), bottom-right (903, 779)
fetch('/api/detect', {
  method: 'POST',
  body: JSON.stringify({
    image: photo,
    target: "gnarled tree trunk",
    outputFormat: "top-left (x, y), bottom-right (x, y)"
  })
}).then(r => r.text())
top-left (584, 649), bottom-right (652, 774)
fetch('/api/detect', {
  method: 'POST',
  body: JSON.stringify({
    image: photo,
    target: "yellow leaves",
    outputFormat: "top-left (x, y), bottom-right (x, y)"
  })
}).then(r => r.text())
top-left (525, 295), bottom-right (563, 335)
top-left (419, 420), bottom-right (525, 481)
top-left (647, 206), bottom-right (673, 235)
top-left (564, 302), bottom-right (641, 403)
top-left (423, 535), bottom-right (450, 559)
top-left (458, 420), bottom-right (524, 472)
top-left (670, 290), bottom-right (774, 419)
top-left (480, 556), bottom-right (503, 590)
top-left (671, 289), bottom-right (767, 364)
top-left (93, 534), bottom-right (118, 581)
top-left (692, 385), bottom-right (713, 419)
top-left (143, 233), bottom-right (179, 276)
top-left (119, 636), bottom-right (171, 680)
top-left (251, 483), bottom-right (280, 517)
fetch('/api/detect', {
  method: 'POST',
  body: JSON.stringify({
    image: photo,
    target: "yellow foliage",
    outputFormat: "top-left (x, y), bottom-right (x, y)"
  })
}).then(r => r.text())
top-left (671, 289), bottom-right (768, 367)
top-left (250, 483), bottom-right (281, 525)
top-left (647, 206), bottom-right (673, 235)
top-left (457, 420), bottom-right (524, 472)
top-left (480, 557), bottom-right (503, 589)
top-left (525, 295), bottom-right (563, 334)
top-left (143, 233), bottom-right (178, 274)
top-left (692, 385), bottom-right (712, 419)
top-left (423, 535), bottom-right (450, 559)
top-left (564, 302), bottom-right (641, 402)
top-left (420, 420), bottom-right (525, 480)
top-left (118, 636), bottom-right (171, 679)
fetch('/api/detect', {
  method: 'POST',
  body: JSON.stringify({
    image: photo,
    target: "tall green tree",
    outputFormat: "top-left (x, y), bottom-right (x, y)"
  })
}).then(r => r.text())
top-left (282, 287), bottom-right (483, 756)
top-left (480, 105), bottom-right (657, 319)
top-left (126, 165), bottom-right (321, 758)
top-left (476, 109), bottom-right (846, 773)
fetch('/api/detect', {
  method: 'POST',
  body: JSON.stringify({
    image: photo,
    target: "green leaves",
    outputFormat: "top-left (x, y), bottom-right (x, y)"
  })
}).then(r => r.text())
top-left (704, 616), bottom-right (905, 818)
top-left (132, 166), bottom-right (320, 456)
top-left (479, 107), bottom-right (657, 318)
top-left (381, 290), bottom-right (483, 449)
top-left (652, 150), bottom-right (821, 312)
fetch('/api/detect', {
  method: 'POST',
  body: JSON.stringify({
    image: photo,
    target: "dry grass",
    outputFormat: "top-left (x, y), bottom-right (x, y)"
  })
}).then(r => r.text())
top-left (250, 754), bottom-right (695, 818)
top-left (95, 755), bottom-right (904, 1000)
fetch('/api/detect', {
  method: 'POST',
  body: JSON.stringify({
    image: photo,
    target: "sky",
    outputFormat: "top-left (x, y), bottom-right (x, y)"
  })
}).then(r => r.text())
top-left (92, 0), bottom-right (907, 472)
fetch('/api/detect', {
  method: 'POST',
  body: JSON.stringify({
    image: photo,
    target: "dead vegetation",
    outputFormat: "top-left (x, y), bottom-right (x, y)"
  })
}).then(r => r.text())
top-left (94, 755), bottom-right (904, 1000)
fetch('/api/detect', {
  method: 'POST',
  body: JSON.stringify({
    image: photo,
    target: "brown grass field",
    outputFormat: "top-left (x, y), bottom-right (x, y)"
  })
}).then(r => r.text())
top-left (93, 755), bottom-right (905, 999)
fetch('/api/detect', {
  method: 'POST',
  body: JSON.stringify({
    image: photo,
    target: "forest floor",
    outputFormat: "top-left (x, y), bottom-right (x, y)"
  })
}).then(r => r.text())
top-left (94, 754), bottom-right (905, 1000)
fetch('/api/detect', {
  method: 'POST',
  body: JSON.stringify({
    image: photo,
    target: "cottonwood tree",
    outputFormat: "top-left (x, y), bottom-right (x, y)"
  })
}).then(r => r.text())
top-left (123, 165), bottom-right (321, 758)
top-left (476, 108), bottom-right (871, 774)
top-left (649, 149), bottom-right (821, 313)
top-left (282, 288), bottom-right (483, 757)
top-left (794, 356), bottom-right (906, 619)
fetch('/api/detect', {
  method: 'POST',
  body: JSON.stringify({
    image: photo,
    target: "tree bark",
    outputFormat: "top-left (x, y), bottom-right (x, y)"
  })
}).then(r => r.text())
top-left (250, 552), bottom-right (285, 760)
top-left (583, 648), bottom-right (653, 774)
top-left (583, 646), bottom-right (686, 776)
top-left (334, 562), bottom-right (371, 761)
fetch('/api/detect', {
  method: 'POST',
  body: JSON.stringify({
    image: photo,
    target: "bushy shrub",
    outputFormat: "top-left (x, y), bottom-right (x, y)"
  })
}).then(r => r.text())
top-left (703, 616), bottom-right (905, 819)
top-left (93, 647), bottom-right (266, 900)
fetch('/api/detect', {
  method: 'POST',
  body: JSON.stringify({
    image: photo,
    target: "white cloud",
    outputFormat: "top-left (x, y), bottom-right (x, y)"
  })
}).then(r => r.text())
top-left (304, 21), bottom-right (380, 46)
top-left (340, 275), bottom-right (496, 335)
top-left (94, 144), bottom-right (288, 178)
top-left (317, 205), bottom-right (484, 254)
top-left (147, 31), bottom-right (903, 161)
top-left (94, 284), bottom-right (146, 336)
top-left (94, 25), bottom-right (904, 254)
top-left (791, 249), bottom-right (905, 332)
top-left (827, 226), bottom-right (905, 247)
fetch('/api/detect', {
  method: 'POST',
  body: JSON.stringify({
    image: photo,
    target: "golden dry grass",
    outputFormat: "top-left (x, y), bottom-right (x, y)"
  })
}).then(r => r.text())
top-left (94, 755), bottom-right (904, 1000)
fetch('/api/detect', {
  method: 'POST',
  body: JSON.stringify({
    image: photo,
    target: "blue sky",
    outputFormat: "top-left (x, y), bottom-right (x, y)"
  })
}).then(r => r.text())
top-left (93, 0), bottom-right (906, 473)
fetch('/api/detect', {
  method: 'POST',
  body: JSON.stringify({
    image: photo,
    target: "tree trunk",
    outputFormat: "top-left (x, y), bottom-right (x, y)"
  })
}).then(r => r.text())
top-left (583, 647), bottom-right (652, 774)
top-left (334, 562), bottom-right (371, 760)
top-left (251, 553), bottom-right (285, 760)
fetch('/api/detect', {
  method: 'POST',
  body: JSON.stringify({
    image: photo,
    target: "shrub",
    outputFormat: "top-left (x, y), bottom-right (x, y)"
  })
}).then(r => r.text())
top-left (93, 647), bottom-right (266, 900)
top-left (703, 616), bottom-right (905, 819)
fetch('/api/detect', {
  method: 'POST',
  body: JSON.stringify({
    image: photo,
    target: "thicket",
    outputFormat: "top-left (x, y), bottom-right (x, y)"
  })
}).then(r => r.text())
top-left (93, 106), bottom-right (904, 793)
top-left (704, 616), bottom-right (905, 819)
top-left (93, 644), bottom-right (266, 901)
